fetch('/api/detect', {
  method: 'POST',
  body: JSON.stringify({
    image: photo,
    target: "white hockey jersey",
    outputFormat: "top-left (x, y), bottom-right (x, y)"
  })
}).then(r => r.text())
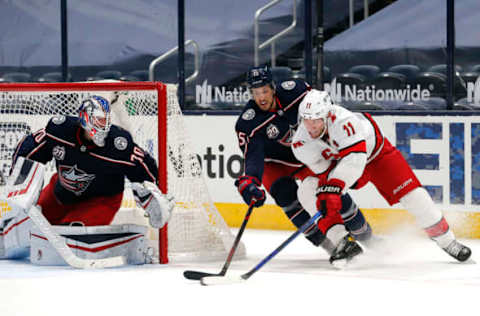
top-left (292, 105), bottom-right (384, 192)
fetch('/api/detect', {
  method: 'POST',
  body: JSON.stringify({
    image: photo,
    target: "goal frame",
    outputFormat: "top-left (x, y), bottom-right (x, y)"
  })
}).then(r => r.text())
top-left (0, 81), bottom-right (170, 262)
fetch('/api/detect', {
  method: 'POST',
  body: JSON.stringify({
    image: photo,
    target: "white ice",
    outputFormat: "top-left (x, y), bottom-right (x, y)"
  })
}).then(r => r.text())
top-left (1, 227), bottom-right (479, 316)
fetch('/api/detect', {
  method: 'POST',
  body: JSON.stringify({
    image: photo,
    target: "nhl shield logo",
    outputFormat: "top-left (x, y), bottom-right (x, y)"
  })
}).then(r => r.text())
top-left (242, 109), bottom-right (255, 121)
top-left (114, 137), bottom-right (128, 150)
top-left (51, 115), bottom-right (66, 125)
top-left (52, 145), bottom-right (66, 160)
top-left (267, 124), bottom-right (280, 139)
top-left (281, 81), bottom-right (296, 90)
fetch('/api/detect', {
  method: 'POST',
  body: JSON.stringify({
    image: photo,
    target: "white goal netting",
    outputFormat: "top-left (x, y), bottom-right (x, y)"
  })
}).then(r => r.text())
top-left (0, 81), bottom-right (245, 263)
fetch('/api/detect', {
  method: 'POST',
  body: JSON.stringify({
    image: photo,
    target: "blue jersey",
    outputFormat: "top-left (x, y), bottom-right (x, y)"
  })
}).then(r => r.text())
top-left (235, 79), bottom-right (310, 181)
top-left (13, 116), bottom-right (158, 205)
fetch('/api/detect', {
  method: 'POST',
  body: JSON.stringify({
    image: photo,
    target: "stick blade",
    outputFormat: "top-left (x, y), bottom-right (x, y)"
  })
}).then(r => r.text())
top-left (200, 275), bottom-right (246, 286)
top-left (183, 270), bottom-right (220, 280)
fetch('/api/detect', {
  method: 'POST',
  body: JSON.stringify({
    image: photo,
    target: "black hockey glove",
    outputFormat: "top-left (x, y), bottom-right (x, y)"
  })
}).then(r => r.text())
top-left (235, 175), bottom-right (266, 207)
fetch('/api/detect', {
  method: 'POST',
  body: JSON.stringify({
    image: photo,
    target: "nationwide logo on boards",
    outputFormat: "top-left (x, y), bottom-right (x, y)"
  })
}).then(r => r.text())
top-left (324, 78), bottom-right (431, 103)
top-left (467, 76), bottom-right (480, 106)
top-left (196, 80), bottom-right (251, 107)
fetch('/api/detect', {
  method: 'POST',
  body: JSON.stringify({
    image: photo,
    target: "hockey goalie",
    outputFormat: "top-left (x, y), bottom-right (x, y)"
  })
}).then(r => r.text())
top-left (0, 156), bottom-right (174, 267)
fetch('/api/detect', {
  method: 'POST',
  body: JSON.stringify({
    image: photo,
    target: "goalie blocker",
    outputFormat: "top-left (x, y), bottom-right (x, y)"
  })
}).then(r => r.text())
top-left (0, 157), bottom-right (156, 266)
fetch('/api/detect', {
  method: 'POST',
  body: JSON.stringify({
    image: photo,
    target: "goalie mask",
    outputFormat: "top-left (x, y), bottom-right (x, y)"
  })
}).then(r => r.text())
top-left (78, 96), bottom-right (112, 147)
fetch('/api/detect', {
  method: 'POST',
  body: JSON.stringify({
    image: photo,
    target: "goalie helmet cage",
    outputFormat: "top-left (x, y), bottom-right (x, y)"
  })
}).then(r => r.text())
top-left (0, 81), bottom-right (245, 264)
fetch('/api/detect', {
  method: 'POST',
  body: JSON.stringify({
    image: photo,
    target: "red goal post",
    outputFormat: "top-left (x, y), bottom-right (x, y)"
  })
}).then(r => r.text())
top-left (0, 81), bottom-right (245, 264)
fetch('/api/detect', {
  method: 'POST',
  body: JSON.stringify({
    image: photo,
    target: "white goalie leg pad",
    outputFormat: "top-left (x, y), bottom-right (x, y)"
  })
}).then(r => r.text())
top-left (0, 157), bottom-right (45, 259)
top-left (297, 176), bottom-right (319, 217)
top-left (400, 187), bottom-right (443, 228)
top-left (30, 224), bottom-right (150, 266)
top-left (6, 157), bottom-right (45, 212)
top-left (0, 199), bottom-right (32, 259)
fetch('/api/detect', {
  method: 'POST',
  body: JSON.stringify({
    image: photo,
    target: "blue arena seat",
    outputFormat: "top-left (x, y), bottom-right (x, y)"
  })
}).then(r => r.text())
top-left (1, 72), bottom-right (32, 82)
top-left (414, 72), bottom-right (447, 97)
top-left (348, 65), bottom-right (381, 81)
top-left (129, 70), bottom-right (149, 81)
top-left (427, 64), bottom-right (463, 75)
top-left (334, 72), bottom-right (367, 92)
top-left (271, 66), bottom-right (293, 82)
top-left (387, 64), bottom-right (421, 84)
top-left (372, 72), bottom-right (407, 90)
top-left (119, 75), bottom-right (140, 82)
top-left (460, 71), bottom-right (480, 85)
top-left (95, 70), bottom-right (122, 80)
top-left (37, 72), bottom-right (71, 82)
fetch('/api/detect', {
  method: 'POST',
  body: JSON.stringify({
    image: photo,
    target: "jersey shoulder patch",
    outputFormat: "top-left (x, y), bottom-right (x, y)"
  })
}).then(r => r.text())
top-left (235, 101), bottom-right (272, 135)
top-left (106, 125), bottom-right (135, 155)
top-left (45, 116), bottom-right (78, 141)
top-left (275, 79), bottom-right (308, 107)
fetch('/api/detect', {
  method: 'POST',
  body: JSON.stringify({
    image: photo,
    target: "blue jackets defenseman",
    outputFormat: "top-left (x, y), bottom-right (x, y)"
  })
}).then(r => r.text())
top-left (233, 66), bottom-right (374, 253)
top-left (235, 77), bottom-right (310, 184)
top-left (12, 96), bottom-right (159, 226)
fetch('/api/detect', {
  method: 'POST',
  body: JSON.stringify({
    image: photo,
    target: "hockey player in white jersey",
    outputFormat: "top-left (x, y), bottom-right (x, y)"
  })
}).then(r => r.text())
top-left (292, 89), bottom-right (471, 264)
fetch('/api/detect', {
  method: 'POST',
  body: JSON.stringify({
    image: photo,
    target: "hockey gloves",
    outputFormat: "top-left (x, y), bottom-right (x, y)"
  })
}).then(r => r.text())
top-left (132, 182), bottom-right (176, 228)
top-left (235, 175), bottom-right (266, 207)
top-left (315, 178), bottom-right (345, 234)
top-left (316, 178), bottom-right (345, 215)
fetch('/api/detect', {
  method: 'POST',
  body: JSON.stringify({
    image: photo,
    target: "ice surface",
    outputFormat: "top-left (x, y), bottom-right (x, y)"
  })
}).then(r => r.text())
top-left (1, 227), bottom-right (479, 316)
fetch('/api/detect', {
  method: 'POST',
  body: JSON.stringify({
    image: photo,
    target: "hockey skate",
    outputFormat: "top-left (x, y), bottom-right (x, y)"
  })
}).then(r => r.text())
top-left (329, 235), bottom-right (363, 269)
top-left (442, 240), bottom-right (471, 262)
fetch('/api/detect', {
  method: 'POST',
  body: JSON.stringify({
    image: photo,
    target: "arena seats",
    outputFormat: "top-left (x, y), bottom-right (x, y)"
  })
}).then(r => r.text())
top-left (0, 72), bottom-right (32, 82)
top-left (387, 64), bottom-right (421, 84)
top-left (334, 72), bottom-right (367, 91)
top-left (271, 66), bottom-right (293, 82)
top-left (372, 72), bottom-right (407, 90)
top-left (36, 72), bottom-right (71, 82)
top-left (129, 70), bottom-right (149, 81)
top-left (348, 65), bottom-right (381, 82)
top-left (95, 70), bottom-right (123, 80)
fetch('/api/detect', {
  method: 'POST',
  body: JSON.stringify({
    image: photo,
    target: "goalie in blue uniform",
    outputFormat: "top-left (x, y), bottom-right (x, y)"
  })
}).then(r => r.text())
top-left (0, 95), bottom-right (175, 266)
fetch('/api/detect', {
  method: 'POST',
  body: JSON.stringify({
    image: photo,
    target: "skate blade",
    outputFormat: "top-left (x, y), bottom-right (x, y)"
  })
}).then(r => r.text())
top-left (331, 258), bottom-right (348, 270)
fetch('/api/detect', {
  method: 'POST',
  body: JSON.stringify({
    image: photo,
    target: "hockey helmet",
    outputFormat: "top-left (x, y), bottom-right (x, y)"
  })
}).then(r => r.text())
top-left (298, 89), bottom-right (334, 121)
top-left (247, 65), bottom-right (274, 89)
top-left (78, 95), bottom-right (112, 147)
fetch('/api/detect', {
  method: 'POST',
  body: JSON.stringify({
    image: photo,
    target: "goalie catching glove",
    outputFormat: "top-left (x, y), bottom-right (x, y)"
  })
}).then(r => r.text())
top-left (131, 182), bottom-right (175, 228)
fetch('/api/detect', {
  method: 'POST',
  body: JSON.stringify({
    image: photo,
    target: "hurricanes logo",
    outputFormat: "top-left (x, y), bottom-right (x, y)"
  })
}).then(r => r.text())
top-left (58, 164), bottom-right (95, 195)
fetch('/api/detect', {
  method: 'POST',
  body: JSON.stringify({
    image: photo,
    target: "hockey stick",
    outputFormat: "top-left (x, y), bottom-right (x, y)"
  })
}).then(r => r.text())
top-left (200, 209), bottom-right (323, 285)
top-left (183, 202), bottom-right (255, 280)
top-left (28, 206), bottom-right (126, 269)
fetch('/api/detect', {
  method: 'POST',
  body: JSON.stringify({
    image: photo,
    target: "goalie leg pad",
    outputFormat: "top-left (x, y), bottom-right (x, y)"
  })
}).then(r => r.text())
top-left (6, 157), bottom-right (45, 211)
top-left (30, 224), bottom-right (149, 265)
top-left (0, 208), bottom-right (32, 259)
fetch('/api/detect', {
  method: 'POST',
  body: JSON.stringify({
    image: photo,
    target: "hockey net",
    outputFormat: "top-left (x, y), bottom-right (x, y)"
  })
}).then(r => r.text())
top-left (0, 81), bottom-right (245, 263)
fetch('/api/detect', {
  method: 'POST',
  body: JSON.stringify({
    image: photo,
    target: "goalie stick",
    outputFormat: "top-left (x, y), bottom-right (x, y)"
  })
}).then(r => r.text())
top-left (200, 206), bottom-right (324, 286)
top-left (183, 202), bottom-right (255, 280)
top-left (28, 206), bottom-right (126, 269)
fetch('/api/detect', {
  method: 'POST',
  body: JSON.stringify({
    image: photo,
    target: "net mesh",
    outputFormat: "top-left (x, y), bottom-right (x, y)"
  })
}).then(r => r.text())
top-left (0, 82), bottom-right (245, 263)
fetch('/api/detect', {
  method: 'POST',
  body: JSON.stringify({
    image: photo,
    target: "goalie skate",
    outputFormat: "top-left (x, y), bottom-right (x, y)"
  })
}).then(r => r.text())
top-left (329, 235), bottom-right (363, 269)
top-left (442, 240), bottom-right (471, 262)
